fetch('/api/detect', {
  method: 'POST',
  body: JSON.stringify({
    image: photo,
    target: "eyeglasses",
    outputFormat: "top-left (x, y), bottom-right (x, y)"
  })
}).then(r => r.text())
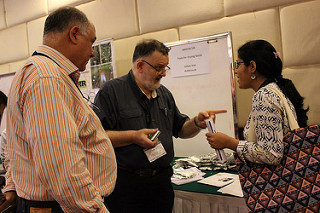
top-left (234, 61), bottom-right (245, 69)
top-left (141, 60), bottom-right (171, 73)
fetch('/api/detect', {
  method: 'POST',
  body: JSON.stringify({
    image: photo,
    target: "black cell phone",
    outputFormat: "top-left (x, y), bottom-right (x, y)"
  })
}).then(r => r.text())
top-left (148, 130), bottom-right (161, 141)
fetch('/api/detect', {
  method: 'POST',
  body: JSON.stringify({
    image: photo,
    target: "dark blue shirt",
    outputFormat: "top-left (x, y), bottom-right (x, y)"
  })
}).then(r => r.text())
top-left (94, 70), bottom-right (189, 169)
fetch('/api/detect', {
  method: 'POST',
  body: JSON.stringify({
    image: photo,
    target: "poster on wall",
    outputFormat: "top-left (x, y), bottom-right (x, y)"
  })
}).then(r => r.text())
top-left (78, 38), bottom-right (116, 102)
top-left (168, 40), bottom-right (211, 78)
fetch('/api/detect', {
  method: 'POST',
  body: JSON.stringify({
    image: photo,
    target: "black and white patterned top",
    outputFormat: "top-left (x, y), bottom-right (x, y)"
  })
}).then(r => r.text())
top-left (237, 82), bottom-right (297, 165)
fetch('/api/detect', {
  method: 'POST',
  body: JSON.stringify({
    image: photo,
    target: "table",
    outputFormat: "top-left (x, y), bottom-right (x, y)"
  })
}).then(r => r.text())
top-left (172, 163), bottom-right (248, 213)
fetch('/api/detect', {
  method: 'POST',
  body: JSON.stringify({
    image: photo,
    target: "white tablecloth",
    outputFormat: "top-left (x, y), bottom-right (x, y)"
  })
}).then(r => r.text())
top-left (173, 190), bottom-right (248, 213)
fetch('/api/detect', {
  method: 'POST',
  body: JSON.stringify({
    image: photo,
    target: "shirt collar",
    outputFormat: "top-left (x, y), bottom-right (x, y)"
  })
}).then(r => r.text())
top-left (128, 70), bottom-right (158, 99)
top-left (139, 88), bottom-right (158, 98)
top-left (258, 79), bottom-right (275, 90)
top-left (35, 45), bottom-right (79, 77)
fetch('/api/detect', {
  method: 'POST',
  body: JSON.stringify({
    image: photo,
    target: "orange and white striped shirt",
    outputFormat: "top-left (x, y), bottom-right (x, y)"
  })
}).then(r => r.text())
top-left (4, 45), bottom-right (117, 212)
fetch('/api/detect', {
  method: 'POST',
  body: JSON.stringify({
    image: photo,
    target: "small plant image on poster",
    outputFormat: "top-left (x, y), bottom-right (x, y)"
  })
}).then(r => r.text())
top-left (90, 40), bottom-right (115, 89)
top-left (79, 38), bottom-right (116, 104)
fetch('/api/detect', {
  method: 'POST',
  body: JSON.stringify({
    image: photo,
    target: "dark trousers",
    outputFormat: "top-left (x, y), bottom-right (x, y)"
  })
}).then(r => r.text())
top-left (105, 167), bottom-right (174, 213)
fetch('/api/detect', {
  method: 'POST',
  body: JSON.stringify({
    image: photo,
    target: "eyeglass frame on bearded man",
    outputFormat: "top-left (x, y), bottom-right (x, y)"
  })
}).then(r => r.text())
top-left (141, 60), bottom-right (171, 73)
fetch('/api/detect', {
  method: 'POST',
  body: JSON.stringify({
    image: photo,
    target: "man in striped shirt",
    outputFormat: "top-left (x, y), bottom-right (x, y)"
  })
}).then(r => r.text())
top-left (3, 7), bottom-right (116, 212)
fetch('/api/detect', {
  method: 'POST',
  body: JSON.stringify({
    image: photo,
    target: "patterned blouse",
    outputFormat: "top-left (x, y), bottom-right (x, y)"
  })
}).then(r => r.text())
top-left (237, 82), bottom-right (297, 165)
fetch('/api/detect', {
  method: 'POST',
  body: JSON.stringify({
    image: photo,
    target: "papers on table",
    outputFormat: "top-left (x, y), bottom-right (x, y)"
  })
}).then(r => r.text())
top-left (198, 172), bottom-right (236, 187)
top-left (171, 167), bottom-right (206, 185)
top-left (198, 172), bottom-right (243, 197)
top-left (218, 179), bottom-right (244, 197)
top-left (171, 167), bottom-right (244, 197)
top-left (173, 153), bottom-right (238, 171)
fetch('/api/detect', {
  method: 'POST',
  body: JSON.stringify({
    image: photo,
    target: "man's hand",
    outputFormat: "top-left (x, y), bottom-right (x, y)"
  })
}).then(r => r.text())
top-left (0, 191), bottom-right (16, 212)
top-left (196, 110), bottom-right (227, 129)
top-left (179, 110), bottom-right (227, 138)
top-left (133, 129), bottom-right (159, 149)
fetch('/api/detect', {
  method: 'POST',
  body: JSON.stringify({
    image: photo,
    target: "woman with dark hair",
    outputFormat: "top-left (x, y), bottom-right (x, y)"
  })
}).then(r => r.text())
top-left (206, 40), bottom-right (308, 165)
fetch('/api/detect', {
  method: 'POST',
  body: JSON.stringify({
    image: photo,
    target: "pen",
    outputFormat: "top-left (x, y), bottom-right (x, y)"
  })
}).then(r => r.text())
top-left (164, 108), bottom-right (168, 116)
top-left (205, 118), bottom-right (227, 162)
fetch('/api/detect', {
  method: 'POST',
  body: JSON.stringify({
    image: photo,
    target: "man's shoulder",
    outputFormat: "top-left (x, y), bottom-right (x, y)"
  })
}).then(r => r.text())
top-left (26, 55), bottom-right (60, 77)
top-left (13, 56), bottom-right (56, 85)
top-left (101, 73), bottom-right (129, 89)
top-left (157, 84), bottom-right (173, 96)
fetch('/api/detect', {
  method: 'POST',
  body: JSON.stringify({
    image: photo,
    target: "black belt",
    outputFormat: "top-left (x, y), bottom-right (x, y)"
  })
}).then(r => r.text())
top-left (118, 166), bottom-right (169, 177)
top-left (17, 197), bottom-right (62, 211)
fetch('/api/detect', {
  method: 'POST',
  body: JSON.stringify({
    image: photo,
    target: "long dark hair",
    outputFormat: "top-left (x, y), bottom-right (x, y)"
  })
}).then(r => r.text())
top-left (238, 40), bottom-right (308, 127)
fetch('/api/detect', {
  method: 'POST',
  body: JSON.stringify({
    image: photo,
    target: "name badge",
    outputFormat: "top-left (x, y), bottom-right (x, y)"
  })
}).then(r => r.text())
top-left (144, 142), bottom-right (167, 163)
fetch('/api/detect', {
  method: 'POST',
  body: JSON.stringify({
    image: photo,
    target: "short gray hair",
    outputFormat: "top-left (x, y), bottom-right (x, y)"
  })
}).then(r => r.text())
top-left (132, 39), bottom-right (170, 63)
top-left (44, 7), bottom-right (90, 36)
